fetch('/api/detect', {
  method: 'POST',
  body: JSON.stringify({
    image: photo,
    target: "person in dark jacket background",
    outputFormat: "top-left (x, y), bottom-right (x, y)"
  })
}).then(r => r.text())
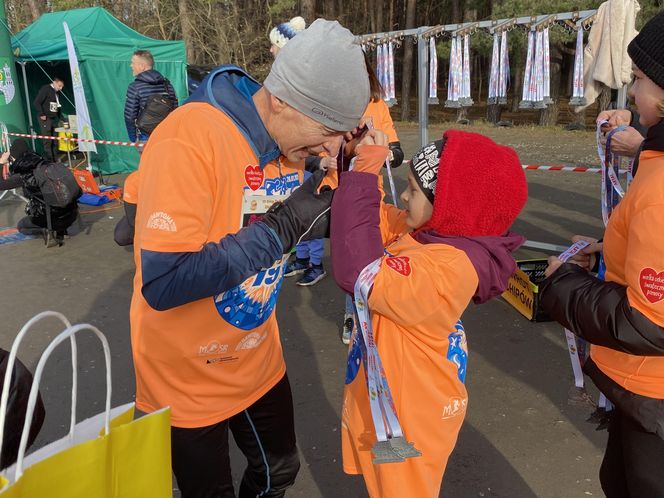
top-left (33, 77), bottom-right (64, 161)
top-left (124, 50), bottom-right (177, 143)
top-left (0, 139), bottom-right (79, 242)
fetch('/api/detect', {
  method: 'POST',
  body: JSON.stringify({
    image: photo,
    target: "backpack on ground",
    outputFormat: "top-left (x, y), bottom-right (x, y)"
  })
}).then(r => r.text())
top-left (33, 161), bottom-right (82, 208)
top-left (135, 80), bottom-right (177, 136)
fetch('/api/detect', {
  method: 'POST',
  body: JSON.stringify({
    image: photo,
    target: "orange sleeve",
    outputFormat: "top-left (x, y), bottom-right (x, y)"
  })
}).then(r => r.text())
top-left (123, 171), bottom-right (139, 204)
top-left (136, 135), bottom-right (216, 253)
top-left (378, 203), bottom-right (408, 245)
top-left (368, 245), bottom-right (478, 328)
top-left (625, 204), bottom-right (664, 326)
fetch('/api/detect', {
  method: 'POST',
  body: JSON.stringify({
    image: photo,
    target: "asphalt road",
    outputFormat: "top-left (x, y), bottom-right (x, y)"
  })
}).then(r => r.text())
top-left (0, 124), bottom-right (608, 498)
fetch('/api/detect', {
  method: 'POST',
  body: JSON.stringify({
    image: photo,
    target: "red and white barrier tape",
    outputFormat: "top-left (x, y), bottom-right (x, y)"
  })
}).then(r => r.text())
top-left (403, 160), bottom-right (625, 174)
top-left (6, 132), bottom-right (144, 148)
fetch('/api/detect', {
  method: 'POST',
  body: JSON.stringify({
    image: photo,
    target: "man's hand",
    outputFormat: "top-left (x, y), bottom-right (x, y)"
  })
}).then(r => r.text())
top-left (38, 114), bottom-right (47, 122)
top-left (261, 170), bottom-right (334, 253)
top-left (319, 156), bottom-right (337, 172)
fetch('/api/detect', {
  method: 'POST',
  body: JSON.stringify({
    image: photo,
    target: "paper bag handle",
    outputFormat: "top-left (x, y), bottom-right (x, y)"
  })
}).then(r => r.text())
top-left (0, 311), bottom-right (75, 466)
top-left (15, 323), bottom-right (111, 480)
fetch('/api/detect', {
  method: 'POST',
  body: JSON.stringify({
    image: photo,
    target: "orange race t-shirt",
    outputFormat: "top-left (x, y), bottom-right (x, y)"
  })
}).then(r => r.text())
top-left (592, 149), bottom-right (664, 399)
top-left (363, 100), bottom-right (398, 143)
top-left (341, 205), bottom-right (479, 498)
top-left (131, 102), bottom-right (305, 428)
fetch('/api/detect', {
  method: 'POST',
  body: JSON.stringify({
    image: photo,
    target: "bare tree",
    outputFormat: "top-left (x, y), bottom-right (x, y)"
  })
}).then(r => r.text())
top-left (400, 0), bottom-right (417, 121)
top-left (178, 0), bottom-right (196, 64)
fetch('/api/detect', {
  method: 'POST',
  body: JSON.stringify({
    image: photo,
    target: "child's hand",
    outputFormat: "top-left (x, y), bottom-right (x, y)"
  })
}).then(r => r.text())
top-left (352, 143), bottom-right (389, 175)
top-left (357, 129), bottom-right (388, 147)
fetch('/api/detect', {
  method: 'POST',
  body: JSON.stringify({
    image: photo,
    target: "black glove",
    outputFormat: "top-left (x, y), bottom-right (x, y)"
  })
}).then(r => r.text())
top-left (261, 170), bottom-right (334, 253)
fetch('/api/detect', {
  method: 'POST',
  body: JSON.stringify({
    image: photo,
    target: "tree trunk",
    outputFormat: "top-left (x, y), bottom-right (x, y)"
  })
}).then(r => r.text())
top-left (301, 0), bottom-right (316, 23)
top-left (487, 104), bottom-right (503, 123)
top-left (598, 85), bottom-right (612, 113)
top-left (178, 0), bottom-right (196, 64)
top-left (539, 45), bottom-right (562, 126)
top-left (512, 61), bottom-right (522, 113)
top-left (376, 0), bottom-right (383, 33)
top-left (400, 0), bottom-right (417, 121)
top-left (451, 0), bottom-right (461, 23)
top-left (26, 0), bottom-right (41, 21)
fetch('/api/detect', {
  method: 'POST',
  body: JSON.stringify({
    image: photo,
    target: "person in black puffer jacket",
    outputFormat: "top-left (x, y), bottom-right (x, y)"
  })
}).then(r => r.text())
top-left (0, 140), bottom-right (79, 240)
top-left (124, 50), bottom-right (177, 143)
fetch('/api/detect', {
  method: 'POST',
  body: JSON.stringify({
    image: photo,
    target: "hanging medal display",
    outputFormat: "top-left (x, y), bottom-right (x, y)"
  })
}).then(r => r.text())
top-left (519, 30), bottom-right (536, 108)
top-left (570, 27), bottom-right (587, 106)
top-left (428, 37), bottom-right (439, 104)
top-left (387, 41), bottom-right (397, 106)
top-left (445, 36), bottom-right (461, 108)
top-left (352, 257), bottom-right (421, 464)
top-left (488, 32), bottom-right (500, 105)
top-left (460, 33), bottom-right (473, 107)
top-left (498, 30), bottom-right (510, 105)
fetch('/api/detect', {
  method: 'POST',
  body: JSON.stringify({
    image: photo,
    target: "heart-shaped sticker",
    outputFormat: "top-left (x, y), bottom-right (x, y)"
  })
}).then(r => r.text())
top-left (244, 165), bottom-right (263, 191)
top-left (385, 256), bottom-right (411, 276)
top-left (639, 267), bottom-right (664, 304)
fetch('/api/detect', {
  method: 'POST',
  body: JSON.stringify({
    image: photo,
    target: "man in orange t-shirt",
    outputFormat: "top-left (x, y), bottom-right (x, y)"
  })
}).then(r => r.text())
top-left (131, 20), bottom-right (370, 498)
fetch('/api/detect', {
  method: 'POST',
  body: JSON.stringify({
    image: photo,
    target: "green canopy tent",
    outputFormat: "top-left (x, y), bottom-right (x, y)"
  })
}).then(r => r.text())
top-left (11, 7), bottom-right (187, 174)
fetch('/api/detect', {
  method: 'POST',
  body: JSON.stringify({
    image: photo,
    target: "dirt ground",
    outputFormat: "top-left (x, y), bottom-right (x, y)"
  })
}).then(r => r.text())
top-left (0, 122), bottom-right (609, 498)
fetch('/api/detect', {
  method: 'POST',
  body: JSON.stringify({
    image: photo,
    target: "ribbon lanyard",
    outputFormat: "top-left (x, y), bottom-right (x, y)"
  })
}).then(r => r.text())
top-left (570, 28), bottom-right (586, 106)
top-left (488, 33), bottom-right (499, 104)
top-left (428, 37), bottom-right (438, 104)
top-left (363, 119), bottom-right (398, 206)
top-left (353, 258), bottom-right (421, 463)
top-left (388, 42), bottom-right (397, 104)
top-left (445, 36), bottom-right (459, 107)
top-left (558, 241), bottom-right (591, 389)
top-left (520, 30), bottom-right (535, 108)
top-left (542, 28), bottom-right (551, 105)
top-left (461, 34), bottom-right (473, 106)
top-left (498, 31), bottom-right (509, 104)
top-left (533, 30), bottom-right (544, 107)
top-left (596, 120), bottom-right (633, 225)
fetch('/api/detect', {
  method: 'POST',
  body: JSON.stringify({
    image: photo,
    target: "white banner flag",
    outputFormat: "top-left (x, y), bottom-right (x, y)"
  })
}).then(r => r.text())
top-left (63, 22), bottom-right (96, 153)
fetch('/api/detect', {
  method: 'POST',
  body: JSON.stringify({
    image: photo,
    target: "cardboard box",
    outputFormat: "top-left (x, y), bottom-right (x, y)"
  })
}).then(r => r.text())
top-left (501, 259), bottom-right (551, 322)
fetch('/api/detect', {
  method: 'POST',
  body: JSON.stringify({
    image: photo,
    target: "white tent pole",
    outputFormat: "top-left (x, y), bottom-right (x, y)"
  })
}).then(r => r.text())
top-left (18, 61), bottom-right (35, 149)
top-left (417, 30), bottom-right (429, 148)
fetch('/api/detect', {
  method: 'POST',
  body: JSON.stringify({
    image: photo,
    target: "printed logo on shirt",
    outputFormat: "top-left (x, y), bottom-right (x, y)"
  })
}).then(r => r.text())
top-left (263, 172), bottom-right (300, 196)
top-left (235, 331), bottom-right (268, 351)
top-left (385, 256), bottom-right (411, 276)
top-left (244, 165), bottom-right (264, 191)
top-left (146, 211), bottom-right (177, 232)
top-left (198, 340), bottom-right (229, 356)
top-left (214, 258), bottom-right (286, 330)
top-left (345, 326), bottom-right (365, 385)
top-left (639, 267), bottom-right (664, 303)
top-left (441, 396), bottom-right (467, 420)
top-left (447, 321), bottom-right (468, 383)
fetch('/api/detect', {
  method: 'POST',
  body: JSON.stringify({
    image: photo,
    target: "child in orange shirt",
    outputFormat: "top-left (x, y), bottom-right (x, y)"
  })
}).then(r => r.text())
top-left (330, 130), bottom-right (527, 497)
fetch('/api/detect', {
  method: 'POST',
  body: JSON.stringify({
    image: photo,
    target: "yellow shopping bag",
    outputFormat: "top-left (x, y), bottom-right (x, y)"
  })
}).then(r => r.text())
top-left (0, 316), bottom-right (172, 498)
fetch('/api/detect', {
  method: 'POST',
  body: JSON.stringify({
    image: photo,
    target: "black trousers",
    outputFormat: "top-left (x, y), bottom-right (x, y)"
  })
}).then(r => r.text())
top-left (171, 374), bottom-right (300, 498)
top-left (39, 118), bottom-right (56, 160)
top-left (600, 409), bottom-right (664, 498)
